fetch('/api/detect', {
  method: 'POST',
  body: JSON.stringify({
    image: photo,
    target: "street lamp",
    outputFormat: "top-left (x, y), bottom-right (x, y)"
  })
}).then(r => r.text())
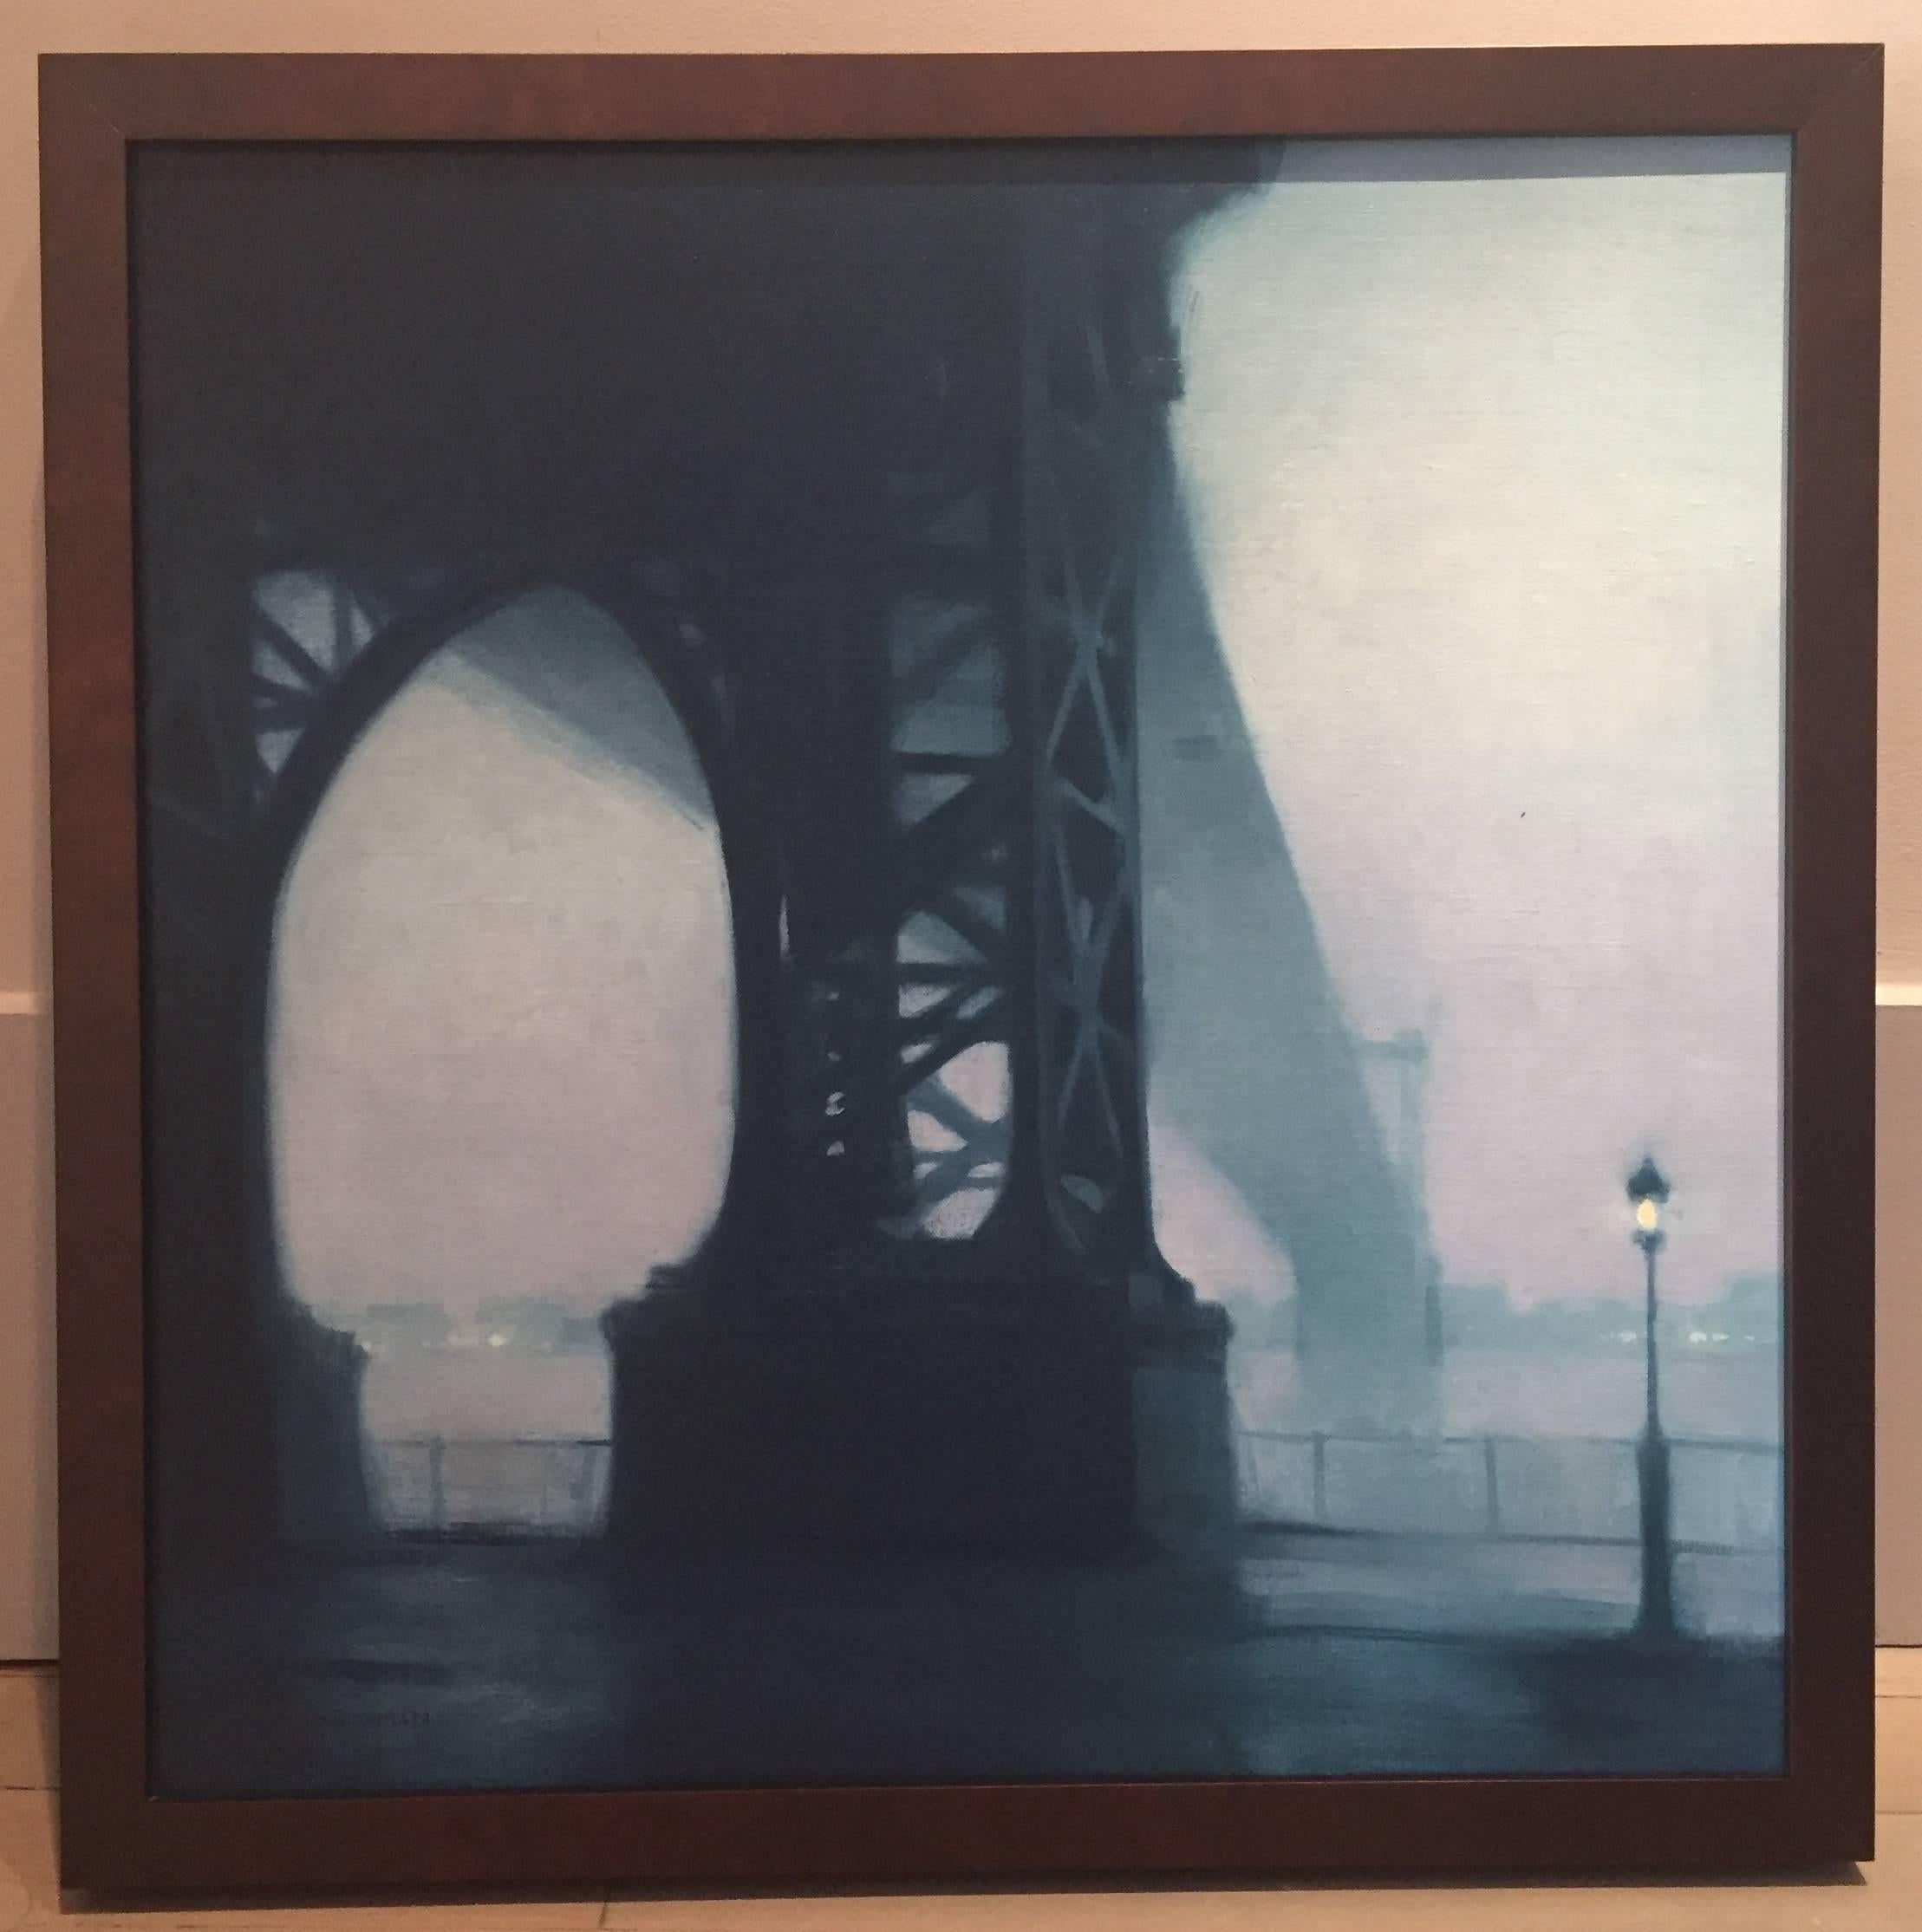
top-left (1626, 1155), bottom-right (1676, 1642)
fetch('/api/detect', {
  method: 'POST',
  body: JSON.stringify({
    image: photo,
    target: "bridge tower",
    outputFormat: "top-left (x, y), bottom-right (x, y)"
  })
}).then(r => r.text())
top-left (601, 185), bottom-right (1236, 1554)
top-left (128, 145), bottom-right (1430, 1564)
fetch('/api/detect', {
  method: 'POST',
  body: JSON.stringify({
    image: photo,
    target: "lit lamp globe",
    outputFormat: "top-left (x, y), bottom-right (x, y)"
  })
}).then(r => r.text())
top-left (1627, 1155), bottom-right (1670, 1251)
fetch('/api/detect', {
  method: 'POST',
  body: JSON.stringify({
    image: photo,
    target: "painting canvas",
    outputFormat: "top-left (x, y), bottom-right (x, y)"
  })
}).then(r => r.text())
top-left (127, 129), bottom-right (1792, 1805)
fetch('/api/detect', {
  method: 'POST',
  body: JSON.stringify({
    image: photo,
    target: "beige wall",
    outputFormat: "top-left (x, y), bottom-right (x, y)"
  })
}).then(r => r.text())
top-left (1, 2), bottom-right (1915, 1657)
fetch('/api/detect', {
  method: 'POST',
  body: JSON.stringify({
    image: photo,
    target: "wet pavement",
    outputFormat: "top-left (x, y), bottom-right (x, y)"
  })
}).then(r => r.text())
top-left (152, 1533), bottom-right (1783, 1799)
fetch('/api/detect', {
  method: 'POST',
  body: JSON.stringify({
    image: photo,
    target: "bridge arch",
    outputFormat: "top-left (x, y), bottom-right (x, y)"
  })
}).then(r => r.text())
top-left (232, 574), bottom-right (777, 1531)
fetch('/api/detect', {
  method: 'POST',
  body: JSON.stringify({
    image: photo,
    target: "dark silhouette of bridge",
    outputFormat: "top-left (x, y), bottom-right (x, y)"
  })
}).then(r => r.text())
top-left (131, 141), bottom-right (1433, 1569)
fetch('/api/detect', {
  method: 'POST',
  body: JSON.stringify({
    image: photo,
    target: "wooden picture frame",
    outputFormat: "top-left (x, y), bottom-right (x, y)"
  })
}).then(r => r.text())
top-left (42, 45), bottom-right (1879, 1896)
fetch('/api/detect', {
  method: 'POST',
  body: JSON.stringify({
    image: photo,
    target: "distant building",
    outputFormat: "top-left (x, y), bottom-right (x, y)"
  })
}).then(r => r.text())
top-left (470, 1297), bottom-right (606, 1353)
top-left (1718, 1272), bottom-right (1782, 1345)
top-left (357, 1301), bottom-right (451, 1352)
top-left (1436, 1280), bottom-right (1514, 1347)
top-left (556, 1311), bottom-right (606, 1352)
top-left (1430, 1272), bottom-right (1782, 1354)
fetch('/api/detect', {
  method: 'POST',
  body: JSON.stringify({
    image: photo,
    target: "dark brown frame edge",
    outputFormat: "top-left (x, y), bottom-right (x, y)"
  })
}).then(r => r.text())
top-left (42, 44), bottom-right (1880, 1896)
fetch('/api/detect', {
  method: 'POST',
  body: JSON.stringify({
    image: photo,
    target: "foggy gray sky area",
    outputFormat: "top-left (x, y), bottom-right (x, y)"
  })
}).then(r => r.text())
top-left (1155, 137), bottom-right (1787, 1311)
top-left (270, 593), bottom-right (738, 1319)
top-left (272, 136), bottom-right (1787, 1329)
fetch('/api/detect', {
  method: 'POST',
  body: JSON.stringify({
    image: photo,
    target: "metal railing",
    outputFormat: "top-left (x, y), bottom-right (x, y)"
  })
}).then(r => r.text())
top-left (368, 1435), bottom-right (610, 1537)
top-left (365, 1428), bottom-right (1784, 1555)
top-left (1236, 1428), bottom-right (1782, 1554)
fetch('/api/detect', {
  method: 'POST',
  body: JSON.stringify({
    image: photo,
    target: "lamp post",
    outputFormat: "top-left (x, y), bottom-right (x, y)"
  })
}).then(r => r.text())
top-left (1626, 1155), bottom-right (1677, 1642)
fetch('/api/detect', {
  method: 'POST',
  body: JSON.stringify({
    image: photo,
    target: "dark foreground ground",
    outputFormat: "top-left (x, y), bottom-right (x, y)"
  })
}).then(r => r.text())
top-left (151, 1538), bottom-right (1783, 1799)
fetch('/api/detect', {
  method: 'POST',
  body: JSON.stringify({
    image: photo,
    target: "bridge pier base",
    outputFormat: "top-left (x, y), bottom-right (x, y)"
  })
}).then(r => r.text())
top-left (270, 1302), bottom-right (375, 1548)
top-left (601, 1280), bottom-right (1234, 1558)
top-left (1131, 1298), bottom-right (1239, 1555)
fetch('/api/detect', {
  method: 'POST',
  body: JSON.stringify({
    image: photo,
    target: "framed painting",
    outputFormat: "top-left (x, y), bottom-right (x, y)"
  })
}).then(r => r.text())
top-left (42, 45), bottom-right (1878, 1895)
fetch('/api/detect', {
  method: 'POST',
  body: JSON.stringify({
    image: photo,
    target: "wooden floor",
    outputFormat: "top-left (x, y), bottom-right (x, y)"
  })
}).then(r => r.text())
top-left (5, 1656), bottom-right (1922, 1927)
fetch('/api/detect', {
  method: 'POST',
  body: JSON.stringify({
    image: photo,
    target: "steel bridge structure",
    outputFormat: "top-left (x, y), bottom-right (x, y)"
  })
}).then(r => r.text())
top-left (131, 142), bottom-right (1430, 1561)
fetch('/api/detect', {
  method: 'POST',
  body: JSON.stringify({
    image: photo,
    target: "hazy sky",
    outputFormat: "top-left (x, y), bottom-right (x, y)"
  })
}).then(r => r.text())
top-left (270, 592), bottom-right (735, 1317)
top-left (1160, 138), bottom-right (1788, 1309)
top-left (271, 137), bottom-right (1788, 1331)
